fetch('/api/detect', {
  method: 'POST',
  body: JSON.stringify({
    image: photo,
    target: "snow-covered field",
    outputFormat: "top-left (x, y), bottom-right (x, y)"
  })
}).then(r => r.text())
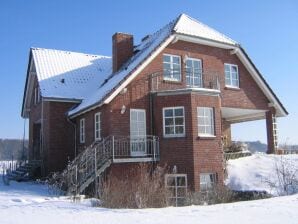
top-left (0, 154), bottom-right (297, 224)
top-left (226, 153), bottom-right (298, 195)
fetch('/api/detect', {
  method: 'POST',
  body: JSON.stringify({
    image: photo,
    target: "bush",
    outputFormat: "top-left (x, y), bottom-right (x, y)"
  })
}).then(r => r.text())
top-left (265, 155), bottom-right (298, 196)
top-left (101, 164), bottom-right (169, 208)
top-left (186, 185), bottom-right (235, 205)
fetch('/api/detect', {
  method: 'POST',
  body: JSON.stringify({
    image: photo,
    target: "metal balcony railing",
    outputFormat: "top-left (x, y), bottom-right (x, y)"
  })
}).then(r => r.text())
top-left (150, 68), bottom-right (220, 92)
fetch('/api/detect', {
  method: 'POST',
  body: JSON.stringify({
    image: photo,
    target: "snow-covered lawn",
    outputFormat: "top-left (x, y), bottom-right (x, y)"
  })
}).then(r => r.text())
top-left (226, 153), bottom-right (298, 195)
top-left (0, 154), bottom-right (297, 224)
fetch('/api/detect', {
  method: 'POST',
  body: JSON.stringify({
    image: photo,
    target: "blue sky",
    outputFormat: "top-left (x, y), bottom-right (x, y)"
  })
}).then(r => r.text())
top-left (0, 0), bottom-right (297, 144)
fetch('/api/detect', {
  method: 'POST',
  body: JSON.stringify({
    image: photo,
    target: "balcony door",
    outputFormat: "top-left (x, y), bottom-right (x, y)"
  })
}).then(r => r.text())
top-left (130, 109), bottom-right (146, 157)
top-left (185, 58), bottom-right (202, 88)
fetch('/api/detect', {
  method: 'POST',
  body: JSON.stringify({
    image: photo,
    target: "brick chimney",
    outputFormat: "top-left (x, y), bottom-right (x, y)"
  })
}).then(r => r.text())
top-left (112, 32), bottom-right (134, 73)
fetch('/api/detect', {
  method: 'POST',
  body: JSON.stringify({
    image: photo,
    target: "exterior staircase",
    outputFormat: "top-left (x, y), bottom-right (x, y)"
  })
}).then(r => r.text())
top-left (3, 160), bottom-right (41, 184)
top-left (63, 135), bottom-right (159, 195)
top-left (65, 136), bottom-right (114, 195)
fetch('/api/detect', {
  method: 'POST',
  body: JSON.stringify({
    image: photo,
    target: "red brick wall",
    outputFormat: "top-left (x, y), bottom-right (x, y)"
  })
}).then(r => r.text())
top-left (72, 40), bottom-right (272, 191)
top-left (190, 94), bottom-right (224, 191)
top-left (164, 41), bottom-right (270, 110)
top-left (28, 76), bottom-right (42, 161)
top-left (112, 33), bottom-right (134, 72)
top-left (42, 101), bottom-right (76, 174)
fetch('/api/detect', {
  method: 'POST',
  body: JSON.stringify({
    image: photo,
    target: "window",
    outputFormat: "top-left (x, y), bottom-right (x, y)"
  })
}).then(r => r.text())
top-left (165, 174), bottom-right (187, 206)
top-left (200, 173), bottom-right (218, 191)
top-left (79, 118), bottom-right (85, 143)
top-left (197, 107), bottom-right (215, 136)
top-left (224, 63), bottom-right (239, 87)
top-left (163, 107), bottom-right (185, 137)
top-left (94, 113), bottom-right (101, 141)
top-left (34, 87), bottom-right (41, 105)
top-left (163, 54), bottom-right (181, 81)
top-left (185, 58), bottom-right (202, 87)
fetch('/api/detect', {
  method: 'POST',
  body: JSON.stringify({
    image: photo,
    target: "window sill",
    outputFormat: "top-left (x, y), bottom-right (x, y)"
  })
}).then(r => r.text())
top-left (225, 86), bottom-right (240, 91)
top-left (198, 135), bottom-right (216, 139)
top-left (163, 78), bottom-right (182, 84)
top-left (163, 134), bottom-right (186, 139)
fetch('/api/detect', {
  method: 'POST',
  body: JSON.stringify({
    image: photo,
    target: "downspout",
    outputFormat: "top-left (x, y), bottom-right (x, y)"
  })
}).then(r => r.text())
top-left (41, 98), bottom-right (45, 176)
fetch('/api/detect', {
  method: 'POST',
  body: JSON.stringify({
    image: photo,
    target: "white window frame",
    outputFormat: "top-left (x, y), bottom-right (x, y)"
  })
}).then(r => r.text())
top-left (163, 106), bottom-right (185, 138)
top-left (163, 54), bottom-right (182, 81)
top-left (197, 107), bottom-right (215, 137)
top-left (79, 118), bottom-right (85, 143)
top-left (200, 173), bottom-right (218, 192)
top-left (94, 112), bottom-right (101, 141)
top-left (185, 58), bottom-right (202, 88)
top-left (165, 174), bottom-right (187, 207)
top-left (224, 63), bottom-right (239, 88)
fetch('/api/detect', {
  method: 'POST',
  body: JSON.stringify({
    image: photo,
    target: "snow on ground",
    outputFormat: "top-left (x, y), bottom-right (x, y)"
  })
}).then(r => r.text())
top-left (226, 153), bottom-right (298, 195)
top-left (0, 154), bottom-right (298, 224)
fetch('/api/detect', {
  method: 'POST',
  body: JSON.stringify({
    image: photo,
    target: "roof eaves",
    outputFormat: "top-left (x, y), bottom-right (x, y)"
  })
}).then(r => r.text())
top-left (21, 48), bottom-right (33, 118)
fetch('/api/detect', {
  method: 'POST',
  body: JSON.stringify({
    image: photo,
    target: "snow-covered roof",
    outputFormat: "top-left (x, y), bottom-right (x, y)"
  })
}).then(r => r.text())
top-left (174, 14), bottom-right (237, 45)
top-left (68, 18), bottom-right (175, 116)
top-left (32, 48), bottom-right (112, 100)
top-left (68, 14), bottom-right (239, 116)
top-left (23, 13), bottom-right (286, 118)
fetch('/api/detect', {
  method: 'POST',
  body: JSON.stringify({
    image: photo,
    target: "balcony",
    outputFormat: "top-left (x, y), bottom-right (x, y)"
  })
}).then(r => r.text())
top-left (150, 68), bottom-right (220, 93)
top-left (108, 135), bottom-right (160, 163)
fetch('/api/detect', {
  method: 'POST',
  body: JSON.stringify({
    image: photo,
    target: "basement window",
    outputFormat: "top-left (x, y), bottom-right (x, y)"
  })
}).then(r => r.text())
top-left (80, 118), bottom-right (85, 143)
top-left (94, 112), bottom-right (101, 141)
top-left (200, 173), bottom-right (218, 191)
top-left (163, 54), bottom-right (181, 81)
top-left (163, 107), bottom-right (185, 137)
top-left (224, 63), bottom-right (239, 88)
top-left (165, 174), bottom-right (187, 206)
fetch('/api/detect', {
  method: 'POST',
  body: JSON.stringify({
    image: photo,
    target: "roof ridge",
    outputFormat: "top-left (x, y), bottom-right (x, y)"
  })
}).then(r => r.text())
top-left (31, 47), bottom-right (111, 58)
top-left (174, 13), bottom-right (237, 44)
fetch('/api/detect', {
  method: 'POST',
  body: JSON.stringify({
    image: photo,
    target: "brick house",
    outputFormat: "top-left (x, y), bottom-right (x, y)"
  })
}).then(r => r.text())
top-left (21, 14), bottom-right (287, 201)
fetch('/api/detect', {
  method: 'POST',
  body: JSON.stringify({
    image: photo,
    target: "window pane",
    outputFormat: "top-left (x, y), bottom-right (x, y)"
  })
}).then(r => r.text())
top-left (175, 117), bottom-right (184, 125)
top-left (224, 64), bottom-right (230, 72)
top-left (231, 65), bottom-right (238, 73)
top-left (164, 109), bottom-right (173, 117)
top-left (174, 108), bottom-right (183, 116)
top-left (186, 60), bottom-right (192, 67)
top-left (198, 108), bottom-right (204, 117)
top-left (198, 117), bottom-right (205, 125)
top-left (172, 56), bottom-right (180, 64)
top-left (163, 55), bottom-right (171, 63)
top-left (167, 176), bottom-right (175, 186)
top-left (165, 127), bottom-right (174, 134)
top-left (177, 176), bottom-right (186, 186)
top-left (173, 72), bottom-right (181, 81)
top-left (175, 126), bottom-right (184, 134)
top-left (232, 72), bottom-right (238, 80)
top-left (165, 118), bottom-right (174, 126)
top-left (232, 79), bottom-right (238, 87)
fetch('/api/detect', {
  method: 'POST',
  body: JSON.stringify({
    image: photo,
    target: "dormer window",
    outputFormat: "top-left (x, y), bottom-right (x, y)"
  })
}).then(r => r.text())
top-left (224, 63), bottom-right (239, 88)
top-left (163, 54), bottom-right (181, 81)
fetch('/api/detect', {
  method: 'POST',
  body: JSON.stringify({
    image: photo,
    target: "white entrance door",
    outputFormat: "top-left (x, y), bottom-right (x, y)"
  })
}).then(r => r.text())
top-left (130, 109), bottom-right (146, 157)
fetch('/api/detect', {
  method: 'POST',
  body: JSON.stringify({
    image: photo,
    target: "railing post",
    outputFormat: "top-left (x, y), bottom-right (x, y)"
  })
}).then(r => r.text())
top-left (94, 147), bottom-right (97, 174)
top-left (112, 136), bottom-right (115, 161)
top-left (153, 136), bottom-right (156, 161)
top-left (75, 165), bottom-right (78, 195)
